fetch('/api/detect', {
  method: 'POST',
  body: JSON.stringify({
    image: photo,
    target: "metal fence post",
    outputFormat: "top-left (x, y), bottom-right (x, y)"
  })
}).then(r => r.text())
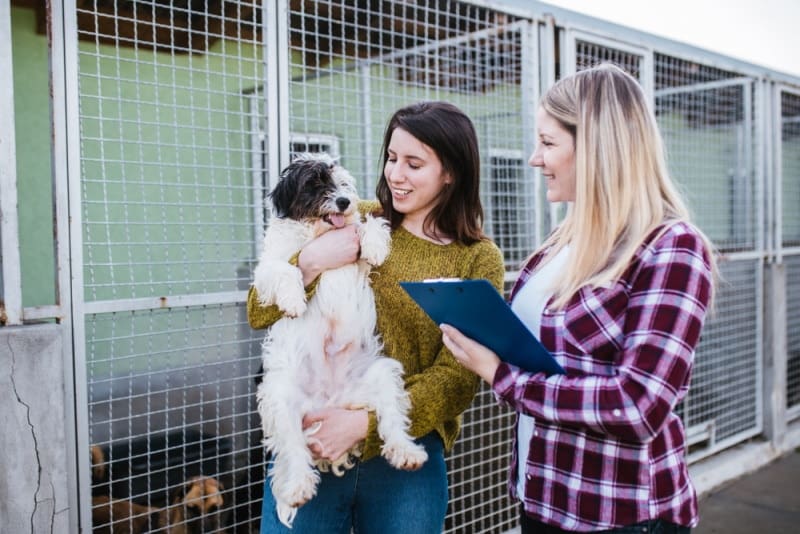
top-left (0, 0), bottom-right (22, 326)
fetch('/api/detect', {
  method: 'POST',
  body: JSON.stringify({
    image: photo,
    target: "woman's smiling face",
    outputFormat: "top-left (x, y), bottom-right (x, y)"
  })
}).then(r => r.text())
top-left (529, 107), bottom-right (576, 203)
top-left (384, 127), bottom-right (451, 227)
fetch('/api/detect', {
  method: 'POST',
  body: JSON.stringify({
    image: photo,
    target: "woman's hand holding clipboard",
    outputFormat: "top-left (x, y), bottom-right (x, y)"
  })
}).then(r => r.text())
top-left (400, 279), bottom-right (565, 376)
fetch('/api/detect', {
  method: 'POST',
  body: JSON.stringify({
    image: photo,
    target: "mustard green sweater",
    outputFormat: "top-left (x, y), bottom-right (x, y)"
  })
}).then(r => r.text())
top-left (247, 203), bottom-right (505, 461)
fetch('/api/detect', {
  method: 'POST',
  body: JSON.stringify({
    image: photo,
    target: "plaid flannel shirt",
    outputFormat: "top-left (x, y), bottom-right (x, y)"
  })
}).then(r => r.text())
top-left (493, 222), bottom-right (712, 531)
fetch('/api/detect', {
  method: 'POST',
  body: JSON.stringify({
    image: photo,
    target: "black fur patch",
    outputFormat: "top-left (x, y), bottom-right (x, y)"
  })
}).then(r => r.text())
top-left (268, 158), bottom-right (338, 220)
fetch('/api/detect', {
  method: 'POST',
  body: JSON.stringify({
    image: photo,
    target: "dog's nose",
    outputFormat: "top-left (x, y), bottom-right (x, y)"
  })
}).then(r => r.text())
top-left (335, 197), bottom-right (350, 211)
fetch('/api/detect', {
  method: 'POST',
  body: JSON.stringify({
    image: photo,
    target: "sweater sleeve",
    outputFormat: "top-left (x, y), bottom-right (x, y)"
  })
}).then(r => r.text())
top-left (246, 251), bottom-right (320, 329)
top-left (361, 240), bottom-right (506, 458)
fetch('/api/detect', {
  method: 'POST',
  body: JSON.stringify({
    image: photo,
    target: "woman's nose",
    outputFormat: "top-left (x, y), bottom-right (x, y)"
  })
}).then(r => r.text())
top-left (387, 163), bottom-right (402, 182)
top-left (528, 148), bottom-right (542, 167)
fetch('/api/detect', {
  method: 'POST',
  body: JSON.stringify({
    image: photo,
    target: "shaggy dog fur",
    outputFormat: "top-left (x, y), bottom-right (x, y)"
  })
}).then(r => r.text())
top-left (252, 153), bottom-right (427, 527)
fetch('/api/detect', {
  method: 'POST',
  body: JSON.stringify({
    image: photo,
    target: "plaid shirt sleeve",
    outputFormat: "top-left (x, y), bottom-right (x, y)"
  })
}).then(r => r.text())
top-left (494, 224), bottom-right (712, 444)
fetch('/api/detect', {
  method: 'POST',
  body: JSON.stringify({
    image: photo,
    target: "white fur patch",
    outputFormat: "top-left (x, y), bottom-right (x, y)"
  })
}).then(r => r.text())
top-left (252, 156), bottom-right (427, 527)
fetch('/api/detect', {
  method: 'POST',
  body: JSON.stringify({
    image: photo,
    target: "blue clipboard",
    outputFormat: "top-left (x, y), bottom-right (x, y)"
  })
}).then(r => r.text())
top-left (400, 279), bottom-right (565, 375)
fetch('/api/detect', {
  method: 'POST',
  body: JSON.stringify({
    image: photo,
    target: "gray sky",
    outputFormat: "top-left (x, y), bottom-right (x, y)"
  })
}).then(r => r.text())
top-left (541, 0), bottom-right (800, 78)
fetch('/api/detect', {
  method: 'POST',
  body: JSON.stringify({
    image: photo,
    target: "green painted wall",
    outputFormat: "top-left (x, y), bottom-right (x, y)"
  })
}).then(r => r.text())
top-left (11, 7), bottom-right (56, 308)
top-left (285, 63), bottom-right (527, 178)
top-left (12, 4), bottom-right (794, 312)
top-left (77, 36), bottom-right (263, 302)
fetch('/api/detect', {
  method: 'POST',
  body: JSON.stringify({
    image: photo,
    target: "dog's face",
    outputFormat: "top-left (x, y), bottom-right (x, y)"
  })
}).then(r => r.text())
top-left (166, 476), bottom-right (226, 532)
top-left (269, 153), bottom-right (359, 234)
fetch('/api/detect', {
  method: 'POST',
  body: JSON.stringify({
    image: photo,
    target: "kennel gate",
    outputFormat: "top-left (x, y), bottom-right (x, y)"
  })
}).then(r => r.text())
top-left (778, 86), bottom-right (800, 421)
top-left (67, 0), bottom-right (273, 531)
top-left (64, 1), bottom-right (542, 532)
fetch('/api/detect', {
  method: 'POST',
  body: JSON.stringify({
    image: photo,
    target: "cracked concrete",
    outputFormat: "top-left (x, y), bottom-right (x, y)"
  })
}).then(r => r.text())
top-left (1, 324), bottom-right (70, 533)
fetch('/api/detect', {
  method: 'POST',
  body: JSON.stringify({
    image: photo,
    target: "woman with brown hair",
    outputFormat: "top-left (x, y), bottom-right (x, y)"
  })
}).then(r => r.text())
top-left (249, 101), bottom-right (505, 533)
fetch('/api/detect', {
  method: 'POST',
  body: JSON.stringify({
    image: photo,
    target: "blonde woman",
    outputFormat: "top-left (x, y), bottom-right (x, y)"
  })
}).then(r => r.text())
top-left (442, 64), bottom-right (716, 533)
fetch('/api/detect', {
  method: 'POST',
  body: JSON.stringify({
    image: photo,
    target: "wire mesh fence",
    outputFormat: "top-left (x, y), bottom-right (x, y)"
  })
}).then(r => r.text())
top-left (782, 89), bottom-right (800, 416)
top-left (572, 34), bottom-right (764, 459)
top-left (653, 54), bottom-right (763, 455)
top-left (75, 1), bottom-right (266, 531)
top-left (786, 255), bottom-right (800, 414)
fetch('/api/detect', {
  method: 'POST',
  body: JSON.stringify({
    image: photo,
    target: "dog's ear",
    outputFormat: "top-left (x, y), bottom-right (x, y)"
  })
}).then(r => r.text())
top-left (90, 445), bottom-right (107, 484)
top-left (268, 168), bottom-right (298, 218)
top-left (269, 157), bottom-right (332, 218)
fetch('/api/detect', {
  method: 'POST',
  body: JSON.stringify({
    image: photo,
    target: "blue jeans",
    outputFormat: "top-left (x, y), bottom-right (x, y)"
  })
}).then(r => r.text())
top-left (519, 507), bottom-right (691, 533)
top-left (260, 432), bottom-right (447, 533)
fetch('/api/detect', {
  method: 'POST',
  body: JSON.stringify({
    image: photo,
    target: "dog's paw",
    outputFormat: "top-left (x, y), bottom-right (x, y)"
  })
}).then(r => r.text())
top-left (276, 469), bottom-right (319, 509)
top-left (320, 446), bottom-right (362, 477)
top-left (252, 278), bottom-right (273, 307)
top-left (358, 215), bottom-right (391, 266)
top-left (252, 261), bottom-right (306, 315)
top-left (275, 291), bottom-right (307, 318)
top-left (381, 439), bottom-right (428, 471)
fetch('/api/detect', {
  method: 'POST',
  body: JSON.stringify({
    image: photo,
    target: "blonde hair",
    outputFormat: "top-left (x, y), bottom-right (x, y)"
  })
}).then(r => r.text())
top-left (536, 63), bottom-right (716, 309)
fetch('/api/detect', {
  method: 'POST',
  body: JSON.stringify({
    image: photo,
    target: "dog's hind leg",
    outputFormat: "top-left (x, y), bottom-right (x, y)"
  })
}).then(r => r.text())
top-left (256, 374), bottom-right (321, 527)
top-left (359, 358), bottom-right (428, 471)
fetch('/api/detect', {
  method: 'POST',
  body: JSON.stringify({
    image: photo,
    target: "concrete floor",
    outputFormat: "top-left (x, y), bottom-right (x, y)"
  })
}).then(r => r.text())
top-left (694, 448), bottom-right (800, 534)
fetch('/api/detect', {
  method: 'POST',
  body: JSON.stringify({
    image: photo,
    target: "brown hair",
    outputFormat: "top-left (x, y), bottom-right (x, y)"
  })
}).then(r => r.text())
top-left (375, 101), bottom-right (486, 245)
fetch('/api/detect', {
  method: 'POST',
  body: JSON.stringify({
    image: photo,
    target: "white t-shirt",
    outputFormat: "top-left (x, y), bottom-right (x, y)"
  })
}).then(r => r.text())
top-left (510, 246), bottom-right (570, 500)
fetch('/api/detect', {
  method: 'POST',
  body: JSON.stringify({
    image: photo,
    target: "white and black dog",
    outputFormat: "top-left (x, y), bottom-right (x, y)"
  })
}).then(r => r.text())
top-left (252, 153), bottom-right (427, 527)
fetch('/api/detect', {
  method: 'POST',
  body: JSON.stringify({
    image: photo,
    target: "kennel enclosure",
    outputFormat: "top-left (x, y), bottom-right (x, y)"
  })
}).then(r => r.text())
top-left (2, 1), bottom-right (800, 532)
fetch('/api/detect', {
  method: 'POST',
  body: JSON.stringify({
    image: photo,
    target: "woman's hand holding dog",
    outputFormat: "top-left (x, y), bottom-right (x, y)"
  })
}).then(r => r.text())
top-left (303, 407), bottom-right (369, 462)
top-left (298, 225), bottom-right (361, 286)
